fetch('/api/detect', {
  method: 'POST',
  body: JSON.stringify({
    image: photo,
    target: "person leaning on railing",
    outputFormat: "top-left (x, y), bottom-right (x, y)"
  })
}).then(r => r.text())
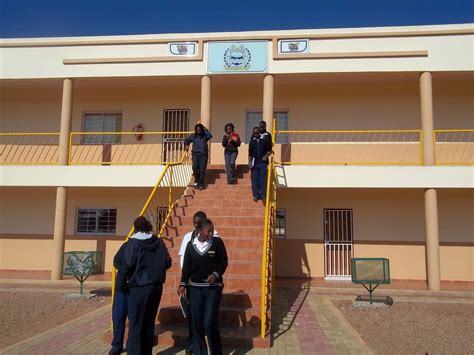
top-left (184, 123), bottom-right (213, 190)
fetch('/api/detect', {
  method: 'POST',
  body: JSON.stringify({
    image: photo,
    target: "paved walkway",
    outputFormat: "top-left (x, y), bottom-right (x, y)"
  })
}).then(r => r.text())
top-left (2, 285), bottom-right (473, 354)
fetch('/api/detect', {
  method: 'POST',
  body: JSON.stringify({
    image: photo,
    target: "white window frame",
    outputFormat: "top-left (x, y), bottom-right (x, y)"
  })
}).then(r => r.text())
top-left (82, 111), bottom-right (123, 145)
top-left (275, 208), bottom-right (286, 239)
top-left (76, 207), bottom-right (118, 235)
top-left (245, 110), bottom-right (289, 143)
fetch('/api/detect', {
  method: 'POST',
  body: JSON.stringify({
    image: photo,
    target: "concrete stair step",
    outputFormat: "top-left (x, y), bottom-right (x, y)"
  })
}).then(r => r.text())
top-left (165, 260), bottom-right (262, 276)
top-left (103, 324), bottom-right (270, 349)
top-left (159, 290), bottom-right (262, 308)
top-left (153, 324), bottom-right (270, 348)
top-left (162, 226), bottom-right (264, 239)
top-left (167, 215), bottom-right (264, 228)
top-left (172, 206), bottom-right (265, 218)
top-left (166, 248), bottom-right (263, 263)
top-left (182, 191), bottom-right (255, 201)
top-left (160, 275), bottom-right (262, 299)
top-left (176, 198), bottom-right (260, 209)
top-left (158, 305), bottom-right (261, 327)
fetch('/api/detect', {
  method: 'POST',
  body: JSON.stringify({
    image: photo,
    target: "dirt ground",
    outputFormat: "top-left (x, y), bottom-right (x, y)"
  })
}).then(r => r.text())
top-left (334, 300), bottom-right (474, 355)
top-left (0, 290), bottom-right (110, 349)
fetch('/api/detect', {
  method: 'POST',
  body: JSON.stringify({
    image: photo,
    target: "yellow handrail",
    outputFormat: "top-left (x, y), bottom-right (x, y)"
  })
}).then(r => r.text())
top-left (275, 129), bottom-right (422, 134)
top-left (275, 161), bottom-right (422, 166)
top-left (68, 131), bottom-right (192, 165)
top-left (110, 150), bottom-right (192, 331)
top-left (434, 129), bottom-right (474, 133)
top-left (260, 158), bottom-right (273, 338)
top-left (273, 128), bottom-right (423, 166)
top-left (434, 129), bottom-right (473, 165)
top-left (0, 132), bottom-right (60, 165)
top-left (70, 131), bottom-right (193, 135)
top-left (260, 118), bottom-right (277, 338)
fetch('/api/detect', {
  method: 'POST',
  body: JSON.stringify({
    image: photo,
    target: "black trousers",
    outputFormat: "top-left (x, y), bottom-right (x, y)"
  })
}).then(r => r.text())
top-left (111, 289), bottom-right (127, 351)
top-left (186, 288), bottom-right (193, 352)
top-left (224, 151), bottom-right (238, 183)
top-left (192, 153), bottom-right (208, 186)
top-left (127, 284), bottom-right (163, 355)
top-left (188, 286), bottom-right (223, 355)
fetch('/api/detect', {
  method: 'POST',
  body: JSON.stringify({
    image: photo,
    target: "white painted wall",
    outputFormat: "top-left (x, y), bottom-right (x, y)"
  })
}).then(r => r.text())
top-left (1, 165), bottom-right (473, 188)
top-left (275, 165), bottom-right (474, 188)
top-left (0, 24), bottom-right (472, 79)
top-left (0, 166), bottom-right (165, 187)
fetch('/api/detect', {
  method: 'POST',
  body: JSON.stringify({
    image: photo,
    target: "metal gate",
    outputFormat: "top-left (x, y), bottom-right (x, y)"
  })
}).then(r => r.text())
top-left (162, 109), bottom-right (190, 162)
top-left (324, 209), bottom-right (353, 280)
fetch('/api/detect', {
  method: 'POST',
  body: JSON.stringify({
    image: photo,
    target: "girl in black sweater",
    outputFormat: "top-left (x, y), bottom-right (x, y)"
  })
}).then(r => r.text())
top-left (177, 218), bottom-right (228, 355)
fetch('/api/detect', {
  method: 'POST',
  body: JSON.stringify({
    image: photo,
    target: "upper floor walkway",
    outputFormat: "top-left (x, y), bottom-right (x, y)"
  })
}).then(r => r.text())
top-left (0, 128), bottom-right (472, 166)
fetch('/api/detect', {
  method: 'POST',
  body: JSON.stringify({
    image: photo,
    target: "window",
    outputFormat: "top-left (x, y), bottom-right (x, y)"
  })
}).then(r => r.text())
top-left (323, 209), bottom-right (353, 243)
top-left (245, 111), bottom-right (288, 143)
top-left (77, 208), bottom-right (117, 234)
top-left (83, 112), bottom-right (122, 144)
top-left (275, 208), bottom-right (286, 238)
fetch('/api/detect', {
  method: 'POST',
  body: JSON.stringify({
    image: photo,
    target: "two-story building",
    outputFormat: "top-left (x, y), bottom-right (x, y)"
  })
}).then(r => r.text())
top-left (1, 22), bottom-right (473, 293)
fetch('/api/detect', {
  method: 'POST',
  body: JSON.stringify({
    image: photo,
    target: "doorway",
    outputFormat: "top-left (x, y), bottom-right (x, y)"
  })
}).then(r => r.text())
top-left (324, 209), bottom-right (353, 280)
top-left (162, 109), bottom-right (190, 162)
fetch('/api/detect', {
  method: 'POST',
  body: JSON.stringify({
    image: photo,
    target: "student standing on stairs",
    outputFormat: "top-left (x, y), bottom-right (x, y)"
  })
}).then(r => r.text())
top-left (178, 218), bottom-right (228, 355)
top-left (249, 126), bottom-right (273, 203)
top-left (178, 210), bottom-right (206, 355)
top-left (185, 123), bottom-right (213, 190)
top-left (221, 123), bottom-right (241, 184)
top-left (258, 120), bottom-right (272, 146)
top-left (115, 216), bottom-right (172, 355)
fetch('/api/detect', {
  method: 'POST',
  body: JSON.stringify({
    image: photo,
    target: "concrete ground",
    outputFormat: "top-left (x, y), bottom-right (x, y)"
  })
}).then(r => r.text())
top-left (1, 276), bottom-right (472, 354)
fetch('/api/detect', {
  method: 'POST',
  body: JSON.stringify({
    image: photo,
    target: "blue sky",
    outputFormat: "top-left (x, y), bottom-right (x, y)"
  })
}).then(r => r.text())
top-left (0, 0), bottom-right (472, 38)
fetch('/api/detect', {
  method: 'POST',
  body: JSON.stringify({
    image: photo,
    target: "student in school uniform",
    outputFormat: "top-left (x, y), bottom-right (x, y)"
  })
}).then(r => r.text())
top-left (184, 123), bottom-right (213, 190)
top-left (177, 218), bottom-right (228, 355)
top-left (178, 210), bottom-right (206, 355)
top-left (178, 211), bottom-right (221, 354)
top-left (109, 244), bottom-right (128, 355)
top-left (249, 126), bottom-right (273, 203)
top-left (179, 211), bottom-right (207, 269)
top-left (221, 123), bottom-right (241, 184)
top-left (258, 120), bottom-right (272, 145)
top-left (115, 216), bottom-right (172, 355)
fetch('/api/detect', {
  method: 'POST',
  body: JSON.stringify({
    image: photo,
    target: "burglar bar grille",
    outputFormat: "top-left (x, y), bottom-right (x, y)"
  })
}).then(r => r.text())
top-left (324, 209), bottom-right (353, 278)
top-left (162, 109), bottom-right (190, 162)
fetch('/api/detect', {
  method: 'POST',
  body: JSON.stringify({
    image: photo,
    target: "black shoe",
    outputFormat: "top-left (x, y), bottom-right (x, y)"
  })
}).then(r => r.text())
top-left (254, 197), bottom-right (259, 202)
top-left (198, 185), bottom-right (204, 190)
top-left (108, 349), bottom-right (122, 355)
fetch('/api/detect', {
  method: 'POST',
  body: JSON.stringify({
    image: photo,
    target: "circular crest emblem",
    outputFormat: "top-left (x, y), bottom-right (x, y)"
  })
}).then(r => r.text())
top-left (224, 44), bottom-right (251, 70)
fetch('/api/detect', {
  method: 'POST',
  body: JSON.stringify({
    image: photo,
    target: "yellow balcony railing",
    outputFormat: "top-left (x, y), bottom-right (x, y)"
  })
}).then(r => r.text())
top-left (273, 129), bottom-right (423, 165)
top-left (434, 129), bottom-right (473, 165)
top-left (69, 131), bottom-right (192, 165)
top-left (0, 133), bottom-right (60, 165)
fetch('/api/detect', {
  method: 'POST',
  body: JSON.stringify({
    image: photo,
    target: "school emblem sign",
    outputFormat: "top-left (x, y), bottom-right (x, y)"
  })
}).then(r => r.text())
top-left (224, 45), bottom-right (251, 70)
top-left (208, 41), bottom-right (267, 74)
